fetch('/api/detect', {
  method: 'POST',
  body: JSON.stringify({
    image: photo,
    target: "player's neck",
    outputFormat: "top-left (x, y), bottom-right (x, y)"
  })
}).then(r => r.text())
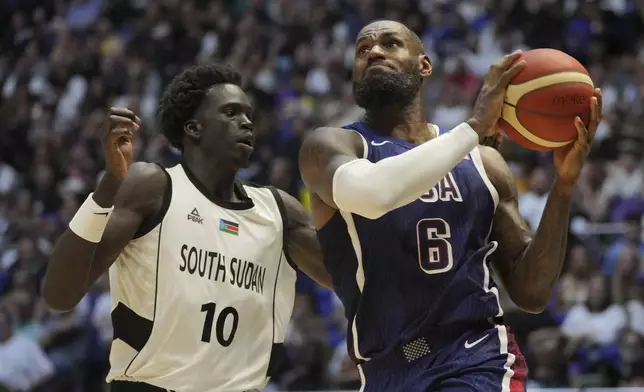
top-left (182, 153), bottom-right (238, 202)
top-left (364, 97), bottom-right (433, 144)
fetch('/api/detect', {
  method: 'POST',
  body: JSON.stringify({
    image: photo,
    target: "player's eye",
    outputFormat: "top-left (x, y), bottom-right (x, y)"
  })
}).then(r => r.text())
top-left (357, 46), bottom-right (370, 55)
top-left (224, 107), bottom-right (237, 117)
top-left (383, 40), bottom-right (401, 48)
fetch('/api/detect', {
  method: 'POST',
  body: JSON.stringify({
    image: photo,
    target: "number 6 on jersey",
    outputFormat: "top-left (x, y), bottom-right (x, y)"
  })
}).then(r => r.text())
top-left (416, 218), bottom-right (454, 274)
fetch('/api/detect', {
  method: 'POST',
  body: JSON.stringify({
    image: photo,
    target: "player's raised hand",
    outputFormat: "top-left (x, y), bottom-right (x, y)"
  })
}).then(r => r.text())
top-left (468, 51), bottom-right (526, 137)
top-left (102, 107), bottom-right (140, 180)
top-left (553, 88), bottom-right (602, 189)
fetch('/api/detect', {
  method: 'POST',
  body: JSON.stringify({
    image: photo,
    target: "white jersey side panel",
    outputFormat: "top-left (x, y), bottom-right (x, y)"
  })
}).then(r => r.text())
top-left (107, 164), bottom-right (297, 392)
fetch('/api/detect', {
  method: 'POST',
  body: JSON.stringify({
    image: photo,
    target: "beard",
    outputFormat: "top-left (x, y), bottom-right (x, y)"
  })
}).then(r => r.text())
top-left (353, 70), bottom-right (422, 111)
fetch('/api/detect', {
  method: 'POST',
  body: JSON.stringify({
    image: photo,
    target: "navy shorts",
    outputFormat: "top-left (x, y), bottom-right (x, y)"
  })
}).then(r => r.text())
top-left (357, 325), bottom-right (528, 392)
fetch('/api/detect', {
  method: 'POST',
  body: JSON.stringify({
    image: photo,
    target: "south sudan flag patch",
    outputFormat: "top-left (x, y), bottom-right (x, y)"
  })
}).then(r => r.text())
top-left (219, 219), bottom-right (239, 235)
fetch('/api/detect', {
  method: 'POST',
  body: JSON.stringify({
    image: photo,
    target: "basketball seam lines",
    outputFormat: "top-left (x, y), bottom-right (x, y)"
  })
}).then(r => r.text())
top-left (509, 71), bottom-right (593, 87)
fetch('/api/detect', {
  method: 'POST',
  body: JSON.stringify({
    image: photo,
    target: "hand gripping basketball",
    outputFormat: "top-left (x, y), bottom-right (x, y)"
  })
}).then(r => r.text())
top-left (468, 51), bottom-right (526, 137)
top-left (553, 88), bottom-right (603, 189)
top-left (102, 107), bottom-right (140, 180)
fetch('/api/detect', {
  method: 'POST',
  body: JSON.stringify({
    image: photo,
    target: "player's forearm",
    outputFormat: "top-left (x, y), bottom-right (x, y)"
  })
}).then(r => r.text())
top-left (289, 227), bottom-right (333, 289)
top-left (44, 231), bottom-right (100, 311)
top-left (332, 123), bottom-right (478, 219)
top-left (509, 183), bottom-right (573, 312)
top-left (44, 178), bottom-right (120, 311)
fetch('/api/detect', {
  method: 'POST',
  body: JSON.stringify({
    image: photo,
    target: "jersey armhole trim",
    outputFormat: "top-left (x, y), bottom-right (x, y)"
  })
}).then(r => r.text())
top-left (347, 129), bottom-right (368, 159)
top-left (267, 187), bottom-right (298, 272)
top-left (469, 146), bottom-right (500, 209)
top-left (133, 164), bottom-right (173, 240)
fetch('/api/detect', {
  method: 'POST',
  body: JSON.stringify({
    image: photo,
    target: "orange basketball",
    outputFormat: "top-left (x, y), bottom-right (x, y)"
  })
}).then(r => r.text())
top-left (499, 49), bottom-right (594, 151)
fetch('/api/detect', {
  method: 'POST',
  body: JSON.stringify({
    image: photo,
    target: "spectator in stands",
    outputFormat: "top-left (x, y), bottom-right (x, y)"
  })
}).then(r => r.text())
top-left (1, 0), bottom-right (644, 390)
top-left (0, 308), bottom-right (54, 391)
top-left (519, 166), bottom-right (551, 231)
top-left (604, 215), bottom-right (644, 277)
top-left (562, 274), bottom-right (626, 347)
top-left (557, 244), bottom-right (594, 311)
top-left (279, 294), bottom-right (328, 390)
top-left (618, 329), bottom-right (644, 386)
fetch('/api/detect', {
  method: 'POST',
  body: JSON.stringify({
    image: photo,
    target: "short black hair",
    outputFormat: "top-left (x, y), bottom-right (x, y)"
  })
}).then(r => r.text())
top-left (157, 63), bottom-right (243, 150)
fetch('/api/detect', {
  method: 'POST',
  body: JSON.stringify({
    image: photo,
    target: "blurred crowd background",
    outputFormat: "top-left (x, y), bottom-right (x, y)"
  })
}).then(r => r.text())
top-left (1, 0), bottom-right (644, 391)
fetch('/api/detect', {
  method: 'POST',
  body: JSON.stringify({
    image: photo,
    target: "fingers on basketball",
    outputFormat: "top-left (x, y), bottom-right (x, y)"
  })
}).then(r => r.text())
top-left (588, 96), bottom-right (599, 140)
top-left (574, 117), bottom-right (590, 150)
top-left (593, 88), bottom-right (603, 121)
top-left (497, 60), bottom-right (526, 89)
top-left (499, 50), bottom-right (523, 69)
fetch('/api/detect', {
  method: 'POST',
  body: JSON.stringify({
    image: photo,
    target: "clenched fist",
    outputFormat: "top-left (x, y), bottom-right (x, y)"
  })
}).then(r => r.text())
top-left (102, 107), bottom-right (141, 179)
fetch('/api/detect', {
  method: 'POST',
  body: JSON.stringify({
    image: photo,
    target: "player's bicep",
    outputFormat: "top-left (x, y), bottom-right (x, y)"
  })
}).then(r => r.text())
top-left (299, 127), bottom-right (363, 208)
top-left (479, 147), bottom-right (532, 286)
top-left (91, 206), bottom-right (144, 269)
top-left (89, 163), bottom-right (167, 282)
top-left (276, 189), bottom-right (333, 289)
top-left (490, 198), bottom-right (533, 283)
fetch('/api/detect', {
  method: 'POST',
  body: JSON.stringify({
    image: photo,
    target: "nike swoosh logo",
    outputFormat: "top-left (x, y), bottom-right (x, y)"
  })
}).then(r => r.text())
top-left (370, 140), bottom-right (391, 146)
top-left (464, 334), bottom-right (489, 349)
top-left (94, 212), bottom-right (109, 216)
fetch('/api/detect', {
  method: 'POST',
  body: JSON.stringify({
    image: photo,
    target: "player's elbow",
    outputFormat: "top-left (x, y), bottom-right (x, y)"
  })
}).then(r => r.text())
top-left (42, 278), bottom-right (83, 312)
top-left (332, 167), bottom-right (394, 220)
top-left (510, 293), bottom-right (549, 314)
top-left (343, 191), bottom-right (394, 220)
top-left (42, 292), bottom-right (80, 313)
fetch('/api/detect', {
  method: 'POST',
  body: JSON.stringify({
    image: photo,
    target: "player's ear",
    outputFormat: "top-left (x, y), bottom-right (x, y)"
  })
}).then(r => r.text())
top-left (419, 54), bottom-right (432, 77)
top-left (184, 120), bottom-right (203, 142)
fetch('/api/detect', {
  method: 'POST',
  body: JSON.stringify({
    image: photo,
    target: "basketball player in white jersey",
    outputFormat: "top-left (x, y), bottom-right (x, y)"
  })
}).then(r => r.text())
top-left (43, 63), bottom-right (332, 392)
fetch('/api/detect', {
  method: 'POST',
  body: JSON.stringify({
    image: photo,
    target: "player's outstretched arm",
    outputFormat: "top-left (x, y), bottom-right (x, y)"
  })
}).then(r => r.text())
top-left (275, 189), bottom-right (333, 289)
top-left (300, 52), bottom-right (525, 219)
top-left (300, 124), bottom-right (485, 219)
top-left (44, 107), bottom-right (166, 311)
top-left (484, 90), bottom-right (601, 314)
top-left (43, 163), bottom-right (166, 311)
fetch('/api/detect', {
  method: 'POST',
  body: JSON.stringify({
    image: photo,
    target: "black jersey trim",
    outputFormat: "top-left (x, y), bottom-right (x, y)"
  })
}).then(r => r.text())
top-left (123, 220), bottom-right (163, 376)
top-left (133, 164), bottom-right (172, 239)
top-left (111, 303), bottom-right (153, 351)
top-left (266, 248), bottom-right (284, 378)
top-left (266, 342), bottom-right (286, 377)
top-left (180, 161), bottom-right (254, 210)
top-left (110, 380), bottom-right (174, 392)
top-left (267, 186), bottom-right (298, 271)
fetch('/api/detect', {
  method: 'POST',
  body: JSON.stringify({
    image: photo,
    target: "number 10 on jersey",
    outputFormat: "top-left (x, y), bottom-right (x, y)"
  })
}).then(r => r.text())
top-left (200, 302), bottom-right (239, 347)
top-left (416, 218), bottom-right (454, 274)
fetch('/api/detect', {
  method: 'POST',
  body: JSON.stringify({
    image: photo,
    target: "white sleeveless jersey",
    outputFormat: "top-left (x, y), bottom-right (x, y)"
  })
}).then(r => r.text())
top-left (106, 164), bottom-right (297, 392)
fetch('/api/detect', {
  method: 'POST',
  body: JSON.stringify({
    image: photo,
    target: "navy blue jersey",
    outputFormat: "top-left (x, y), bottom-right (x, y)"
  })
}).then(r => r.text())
top-left (317, 121), bottom-right (504, 363)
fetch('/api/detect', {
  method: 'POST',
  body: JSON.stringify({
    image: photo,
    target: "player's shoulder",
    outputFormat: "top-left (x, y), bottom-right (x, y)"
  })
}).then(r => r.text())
top-left (238, 181), bottom-right (303, 215)
top-left (122, 162), bottom-right (168, 191)
top-left (114, 162), bottom-right (169, 210)
top-left (299, 126), bottom-right (365, 164)
top-left (303, 126), bottom-right (363, 147)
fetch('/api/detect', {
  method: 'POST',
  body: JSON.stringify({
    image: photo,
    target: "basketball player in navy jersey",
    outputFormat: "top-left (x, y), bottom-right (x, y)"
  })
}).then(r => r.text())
top-left (43, 63), bottom-right (331, 392)
top-left (300, 20), bottom-right (602, 391)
